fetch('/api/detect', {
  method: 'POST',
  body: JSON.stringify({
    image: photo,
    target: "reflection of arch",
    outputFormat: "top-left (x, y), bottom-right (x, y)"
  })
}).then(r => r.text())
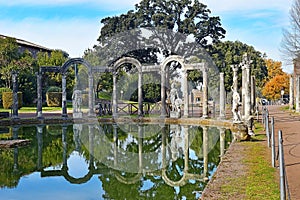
top-left (112, 57), bottom-right (143, 118)
top-left (115, 172), bottom-right (142, 185)
top-left (41, 167), bottom-right (95, 184)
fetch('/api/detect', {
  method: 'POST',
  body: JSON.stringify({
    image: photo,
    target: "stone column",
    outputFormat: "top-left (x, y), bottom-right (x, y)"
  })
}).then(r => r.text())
top-left (62, 74), bottom-right (68, 118)
top-left (36, 72), bottom-right (43, 119)
top-left (296, 75), bottom-right (300, 112)
top-left (11, 71), bottom-right (19, 119)
top-left (202, 68), bottom-right (208, 118)
top-left (219, 73), bottom-right (226, 119)
top-left (138, 71), bottom-right (143, 117)
top-left (241, 65), bottom-right (246, 117)
top-left (251, 76), bottom-right (256, 114)
top-left (88, 74), bottom-right (95, 117)
top-left (183, 70), bottom-right (189, 118)
top-left (160, 69), bottom-right (167, 118)
top-left (290, 75), bottom-right (294, 110)
top-left (244, 64), bottom-right (251, 119)
top-left (112, 72), bottom-right (118, 118)
top-left (231, 65), bottom-right (239, 93)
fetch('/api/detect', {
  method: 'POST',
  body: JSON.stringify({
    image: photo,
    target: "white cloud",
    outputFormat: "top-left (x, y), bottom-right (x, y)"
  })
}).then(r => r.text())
top-left (0, 0), bottom-right (140, 8)
top-left (201, 0), bottom-right (291, 13)
top-left (0, 18), bottom-right (101, 57)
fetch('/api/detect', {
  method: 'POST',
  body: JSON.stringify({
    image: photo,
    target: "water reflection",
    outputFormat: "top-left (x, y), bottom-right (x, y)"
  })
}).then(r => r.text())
top-left (0, 123), bottom-right (232, 199)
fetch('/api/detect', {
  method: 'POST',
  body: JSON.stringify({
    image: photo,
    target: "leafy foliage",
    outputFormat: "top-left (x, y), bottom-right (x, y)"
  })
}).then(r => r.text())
top-left (2, 91), bottom-right (22, 109)
top-left (209, 41), bottom-right (268, 92)
top-left (262, 74), bottom-right (289, 100)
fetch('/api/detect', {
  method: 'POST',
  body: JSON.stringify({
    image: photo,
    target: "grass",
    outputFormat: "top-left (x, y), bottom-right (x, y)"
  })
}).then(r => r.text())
top-left (219, 124), bottom-right (280, 200)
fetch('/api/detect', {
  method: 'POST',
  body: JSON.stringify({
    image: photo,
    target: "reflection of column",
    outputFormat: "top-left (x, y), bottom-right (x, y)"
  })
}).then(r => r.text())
top-left (88, 124), bottom-right (95, 170)
top-left (161, 124), bottom-right (167, 168)
top-left (138, 71), bottom-right (143, 117)
top-left (12, 126), bottom-right (19, 171)
top-left (88, 74), bottom-right (95, 117)
top-left (36, 125), bottom-right (44, 170)
top-left (161, 68), bottom-right (167, 118)
top-left (203, 126), bottom-right (208, 178)
top-left (182, 126), bottom-right (189, 172)
top-left (202, 69), bottom-right (208, 118)
top-left (183, 70), bottom-right (189, 118)
top-left (219, 128), bottom-right (226, 158)
top-left (112, 72), bottom-right (118, 118)
top-left (11, 71), bottom-right (19, 119)
top-left (62, 125), bottom-right (68, 170)
top-left (36, 72), bottom-right (44, 119)
top-left (219, 73), bottom-right (226, 119)
top-left (138, 125), bottom-right (143, 169)
top-left (290, 75), bottom-right (294, 110)
top-left (62, 74), bottom-right (68, 118)
top-left (113, 124), bottom-right (118, 167)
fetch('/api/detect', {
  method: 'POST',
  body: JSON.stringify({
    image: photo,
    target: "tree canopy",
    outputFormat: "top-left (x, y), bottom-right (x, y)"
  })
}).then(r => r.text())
top-left (98, 0), bottom-right (225, 48)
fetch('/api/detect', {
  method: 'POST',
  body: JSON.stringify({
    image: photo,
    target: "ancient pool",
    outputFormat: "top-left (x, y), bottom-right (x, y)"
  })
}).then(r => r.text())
top-left (0, 123), bottom-right (232, 200)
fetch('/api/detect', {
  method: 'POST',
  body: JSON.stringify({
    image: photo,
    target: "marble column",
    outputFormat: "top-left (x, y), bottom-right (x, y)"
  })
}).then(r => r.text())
top-left (62, 74), bottom-right (68, 118)
top-left (202, 68), bottom-right (208, 118)
top-left (11, 71), bottom-right (19, 119)
top-left (138, 71), bottom-right (143, 117)
top-left (112, 72), bottom-right (118, 118)
top-left (219, 73), bottom-right (226, 119)
top-left (290, 75), bottom-right (294, 110)
top-left (244, 64), bottom-right (251, 119)
top-left (160, 68), bottom-right (167, 118)
top-left (88, 74), bottom-right (95, 117)
top-left (231, 65), bottom-right (239, 93)
top-left (36, 72), bottom-right (43, 119)
top-left (251, 76), bottom-right (256, 114)
top-left (183, 70), bottom-right (189, 118)
top-left (241, 65), bottom-right (246, 117)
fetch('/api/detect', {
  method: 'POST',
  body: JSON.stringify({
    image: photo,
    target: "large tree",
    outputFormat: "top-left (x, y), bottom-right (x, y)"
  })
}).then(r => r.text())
top-left (98, 0), bottom-right (225, 48)
top-left (281, 0), bottom-right (300, 63)
top-left (208, 40), bottom-right (268, 92)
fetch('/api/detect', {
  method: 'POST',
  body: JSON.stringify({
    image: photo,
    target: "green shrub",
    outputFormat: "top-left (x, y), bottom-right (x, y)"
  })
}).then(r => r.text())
top-left (2, 92), bottom-right (23, 109)
top-left (0, 88), bottom-right (12, 108)
top-left (46, 92), bottom-right (62, 107)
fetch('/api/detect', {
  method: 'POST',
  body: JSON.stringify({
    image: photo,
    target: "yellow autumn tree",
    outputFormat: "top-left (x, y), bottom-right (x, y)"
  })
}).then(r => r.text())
top-left (263, 59), bottom-right (284, 84)
top-left (262, 74), bottom-right (289, 100)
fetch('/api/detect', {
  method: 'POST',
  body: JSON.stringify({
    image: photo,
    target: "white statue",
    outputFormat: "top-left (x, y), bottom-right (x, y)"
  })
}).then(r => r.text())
top-left (232, 91), bottom-right (242, 122)
top-left (72, 90), bottom-right (82, 113)
top-left (169, 83), bottom-right (179, 111)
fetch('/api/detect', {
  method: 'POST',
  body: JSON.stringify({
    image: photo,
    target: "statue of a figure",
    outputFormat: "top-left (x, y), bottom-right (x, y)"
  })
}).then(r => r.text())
top-left (170, 125), bottom-right (184, 162)
top-left (232, 91), bottom-right (242, 122)
top-left (169, 83), bottom-right (179, 111)
top-left (72, 90), bottom-right (82, 113)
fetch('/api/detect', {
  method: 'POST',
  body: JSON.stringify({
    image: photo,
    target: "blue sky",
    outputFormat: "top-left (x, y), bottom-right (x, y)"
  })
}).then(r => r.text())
top-left (0, 0), bottom-right (293, 71)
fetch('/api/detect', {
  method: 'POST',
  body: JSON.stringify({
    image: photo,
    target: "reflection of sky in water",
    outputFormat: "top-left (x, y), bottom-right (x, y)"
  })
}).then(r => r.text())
top-left (67, 151), bottom-right (89, 178)
top-left (1, 172), bottom-right (103, 200)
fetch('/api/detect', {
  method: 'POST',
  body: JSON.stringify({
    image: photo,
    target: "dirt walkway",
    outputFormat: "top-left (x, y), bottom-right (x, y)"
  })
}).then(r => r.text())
top-left (267, 105), bottom-right (300, 200)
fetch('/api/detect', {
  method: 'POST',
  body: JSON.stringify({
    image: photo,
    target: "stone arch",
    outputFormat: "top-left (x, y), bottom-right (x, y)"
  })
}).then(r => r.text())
top-left (160, 55), bottom-right (186, 118)
top-left (60, 58), bottom-right (95, 118)
top-left (112, 57), bottom-right (143, 118)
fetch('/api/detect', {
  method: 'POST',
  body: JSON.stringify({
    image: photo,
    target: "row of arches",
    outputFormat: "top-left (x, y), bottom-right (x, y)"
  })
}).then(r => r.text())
top-left (36, 55), bottom-right (210, 119)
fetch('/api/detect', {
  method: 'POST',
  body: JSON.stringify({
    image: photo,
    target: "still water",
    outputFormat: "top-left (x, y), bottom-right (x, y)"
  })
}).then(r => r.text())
top-left (0, 123), bottom-right (232, 200)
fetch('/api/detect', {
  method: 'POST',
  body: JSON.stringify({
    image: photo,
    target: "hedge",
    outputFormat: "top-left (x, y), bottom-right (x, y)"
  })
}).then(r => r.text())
top-left (2, 92), bottom-right (23, 109)
top-left (46, 92), bottom-right (62, 107)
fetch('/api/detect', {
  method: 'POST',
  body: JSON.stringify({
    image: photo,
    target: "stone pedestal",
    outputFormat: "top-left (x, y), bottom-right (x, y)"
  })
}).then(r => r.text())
top-left (170, 111), bottom-right (181, 118)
